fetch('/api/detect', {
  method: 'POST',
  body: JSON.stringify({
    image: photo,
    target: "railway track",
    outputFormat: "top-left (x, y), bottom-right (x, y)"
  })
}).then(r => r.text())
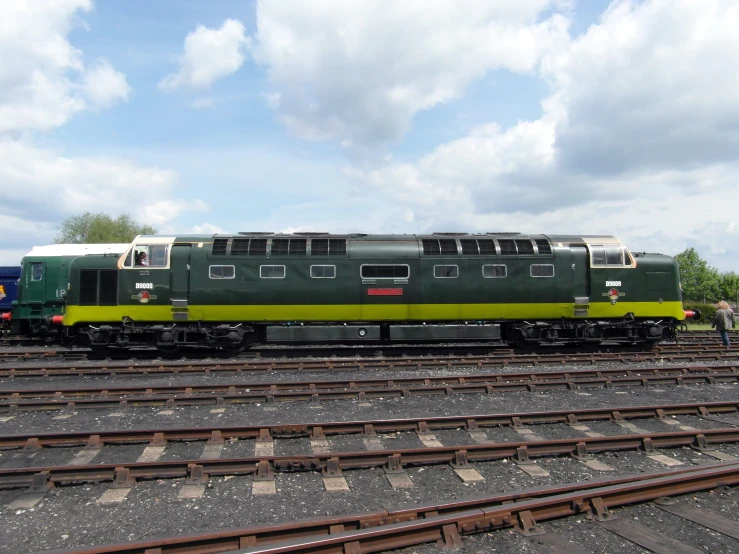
top-left (38, 462), bottom-right (739, 554)
top-left (0, 336), bottom-right (736, 362)
top-left (3, 399), bottom-right (738, 449)
top-left (1, 363), bottom-right (738, 413)
top-left (3, 347), bottom-right (739, 378)
top-left (4, 332), bottom-right (739, 554)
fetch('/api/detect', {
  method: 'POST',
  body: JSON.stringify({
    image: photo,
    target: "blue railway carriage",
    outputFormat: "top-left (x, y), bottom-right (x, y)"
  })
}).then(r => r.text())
top-left (52, 232), bottom-right (692, 351)
top-left (0, 266), bottom-right (21, 330)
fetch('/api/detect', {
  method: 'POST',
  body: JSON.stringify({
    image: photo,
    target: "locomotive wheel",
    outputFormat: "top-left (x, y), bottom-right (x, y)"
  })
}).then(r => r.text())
top-left (156, 345), bottom-right (182, 356)
top-left (219, 344), bottom-right (244, 356)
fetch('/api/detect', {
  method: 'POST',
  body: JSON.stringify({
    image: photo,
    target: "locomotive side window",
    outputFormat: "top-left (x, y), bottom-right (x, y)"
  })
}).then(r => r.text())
top-left (591, 245), bottom-right (606, 265)
top-left (310, 265), bottom-right (336, 278)
top-left (530, 264), bottom-right (555, 277)
top-left (482, 264), bottom-right (506, 278)
top-left (31, 262), bottom-right (43, 281)
top-left (209, 265), bottom-right (235, 279)
top-left (605, 245), bottom-right (623, 265)
top-left (361, 265), bottom-right (410, 279)
top-left (589, 244), bottom-right (630, 267)
top-left (433, 265), bottom-right (459, 278)
top-left (260, 265), bottom-right (286, 279)
top-left (133, 244), bottom-right (169, 267)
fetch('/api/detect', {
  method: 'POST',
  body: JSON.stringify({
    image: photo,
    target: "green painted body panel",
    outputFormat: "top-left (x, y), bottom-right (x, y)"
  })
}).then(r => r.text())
top-left (15, 256), bottom-right (74, 322)
top-left (58, 233), bottom-right (685, 327)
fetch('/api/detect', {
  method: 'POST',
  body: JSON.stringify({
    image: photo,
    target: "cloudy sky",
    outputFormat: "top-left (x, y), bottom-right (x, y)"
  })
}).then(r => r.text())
top-left (2, 0), bottom-right (738, 272)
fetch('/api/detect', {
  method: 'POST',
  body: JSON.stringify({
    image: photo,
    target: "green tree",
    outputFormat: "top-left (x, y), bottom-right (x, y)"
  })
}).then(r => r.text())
top-left (720, 272), bottom-right (739, 307)
top-left (55, 212), bottom-right (156, 244)
top-left (675, 247), bottom-right (721, 302)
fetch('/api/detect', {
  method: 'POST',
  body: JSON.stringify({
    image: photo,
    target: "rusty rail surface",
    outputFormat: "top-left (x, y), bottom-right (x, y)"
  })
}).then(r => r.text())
top-left (37, 462), bottom-right (739, 554)
top-left (2, 364), bottom-right (739, 413)
top-left (2, 347), bottom-right (739, 378)
top-left (2, 428), bottom-right (739, 491)
top-left (2, 400), bottom-right (738, 449)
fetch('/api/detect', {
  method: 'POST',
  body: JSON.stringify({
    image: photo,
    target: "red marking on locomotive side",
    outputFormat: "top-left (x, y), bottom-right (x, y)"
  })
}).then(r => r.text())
top-left (367, 288), bottom-right (403, 296)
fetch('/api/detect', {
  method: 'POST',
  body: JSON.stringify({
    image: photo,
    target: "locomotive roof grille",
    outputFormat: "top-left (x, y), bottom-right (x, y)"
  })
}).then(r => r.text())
top-left (231, 238), bottom-right (250, 255)
top-left (478, 239), bottom-right (495, 255)
top-left (515, 239), bottom-right (535, 255)
top-left (249, 239), bottom-right (267, 256)
top-left (535, 238), bottom-right (552, 255)
top-left (498, 239), bottom-right (517, 255)
top-left (270, 238), bottom-right (308, 256)
top-left (422, 238), bottom-right (459, 256)
top-left (310, 238), bottom-right (346, 256)
top-left (212, 238), bottom-right (228, 256)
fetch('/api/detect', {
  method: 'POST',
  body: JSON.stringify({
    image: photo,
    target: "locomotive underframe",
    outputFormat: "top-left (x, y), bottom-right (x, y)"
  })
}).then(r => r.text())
top-left (65, 315), bottom-right (677, 352)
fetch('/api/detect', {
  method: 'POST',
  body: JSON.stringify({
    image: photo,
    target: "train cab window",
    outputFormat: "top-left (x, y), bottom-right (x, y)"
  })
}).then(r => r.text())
top-left (361, 265), bottom-right (410, 279)
top-left (130, 245), bottom-right (169, 268)
top-left (530, 264), bottom-right (555, 277)
top-left (310, 265), bottom-right (336, 278)
top-left (482, 264), bottom-right (507, 278)
top-left (209, 265), bottom-right (235, 279)
top-left (433, 265), bottom-right (458, 278)
top-left (31, 262), bottom-right (43, 281)
top-left (260, 265), bottom-right (286, 279)
top-left (590, 245), bottom-right (630, 267)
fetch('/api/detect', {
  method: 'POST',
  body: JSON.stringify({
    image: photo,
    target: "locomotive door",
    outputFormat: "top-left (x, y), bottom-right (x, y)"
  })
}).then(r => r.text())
top-left (571, 246), bottom-right (589, 316)
top-left (170, 245), bottom-right (191, 321)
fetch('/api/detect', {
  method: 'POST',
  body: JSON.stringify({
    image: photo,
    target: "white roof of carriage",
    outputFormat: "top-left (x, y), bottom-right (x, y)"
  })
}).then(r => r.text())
top-left (24, 244), bottom-right (131, 257)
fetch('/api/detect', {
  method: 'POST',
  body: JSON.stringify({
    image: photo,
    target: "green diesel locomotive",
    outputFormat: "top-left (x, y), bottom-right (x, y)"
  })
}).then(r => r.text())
top-left (18, 232), bottom-right (691, 352)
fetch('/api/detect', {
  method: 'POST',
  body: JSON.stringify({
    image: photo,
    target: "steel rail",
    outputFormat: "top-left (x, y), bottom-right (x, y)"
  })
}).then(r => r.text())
top-left (35, 462), bottom-right (739, 554)
top-left (2, 428), bottom-right (739, 490)
top-left (2, 348), bottom-right (739, 378)
top-left (3, 366), bottom-right (739, 413)
top-left (1, 400), bottom-right (737, 449)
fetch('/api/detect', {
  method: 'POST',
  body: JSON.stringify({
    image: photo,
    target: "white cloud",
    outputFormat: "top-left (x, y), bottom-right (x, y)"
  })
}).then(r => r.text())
top-left (192, 222), bottom-right (225, 234)
top-left (251, 0), bottom-right (571, 146)
top-left (0, 0), bottom-right (132, 133)
top-left (82, 59), bottom-right (131, 109)
top-left (159, 19), bottom-right (250, 90)
top-left (345, 0), bottom-right (739, 271)
top-left (0, 138), bottom-right (177, 214)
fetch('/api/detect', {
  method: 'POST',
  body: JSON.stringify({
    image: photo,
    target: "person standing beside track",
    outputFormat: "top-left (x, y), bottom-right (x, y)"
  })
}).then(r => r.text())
top-left (712, 300), bottom-right (735, 347)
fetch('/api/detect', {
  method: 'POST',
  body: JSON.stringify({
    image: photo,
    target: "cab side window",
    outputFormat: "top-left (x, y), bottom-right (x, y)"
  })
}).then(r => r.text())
top-left (133, 245), bottom-right (169, 267)
top-left (31, 262), bottom-right (43, 281)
